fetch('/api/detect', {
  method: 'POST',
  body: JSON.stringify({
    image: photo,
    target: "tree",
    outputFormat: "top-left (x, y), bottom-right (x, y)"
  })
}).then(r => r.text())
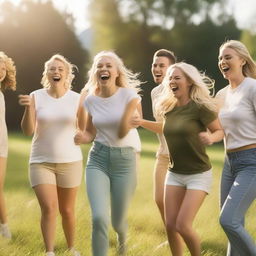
top-left (0, 0), bottom-right (89, 130)
top-left (89, 0), bottom-right (241, 119)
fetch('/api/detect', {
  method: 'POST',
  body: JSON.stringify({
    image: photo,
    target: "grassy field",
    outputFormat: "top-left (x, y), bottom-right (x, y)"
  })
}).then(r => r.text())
top-left (0, 129), bottom-right (256, 255)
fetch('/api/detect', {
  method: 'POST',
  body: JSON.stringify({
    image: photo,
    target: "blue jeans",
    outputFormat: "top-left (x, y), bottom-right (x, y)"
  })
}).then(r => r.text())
top-left (220, 148), bottom-right (256, 256)
top-left (86, 141), bottom-right (137, 256)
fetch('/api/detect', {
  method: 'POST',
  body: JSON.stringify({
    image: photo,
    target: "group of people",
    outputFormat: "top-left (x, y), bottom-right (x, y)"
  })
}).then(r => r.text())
top-left (0, 39), bottom-right (255, 256)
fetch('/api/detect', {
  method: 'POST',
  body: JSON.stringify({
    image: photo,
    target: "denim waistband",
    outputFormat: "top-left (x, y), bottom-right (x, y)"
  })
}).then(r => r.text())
top-left (93, 141), bottom-right (134, 152)
top-left (227, 147), bottom-right (256, 158)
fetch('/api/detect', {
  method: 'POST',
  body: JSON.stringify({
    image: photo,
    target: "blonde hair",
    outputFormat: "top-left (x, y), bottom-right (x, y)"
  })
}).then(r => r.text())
top-left (155, 62), bottom-right (217, 119)
top-left (220, 40), bottom-right (256, 79)
top-left (0, 52), bottom-right (16, 91)
top-left (41, 54), bottom-right (76, 89)
top-left (83, 51), bottom-right (141, 94)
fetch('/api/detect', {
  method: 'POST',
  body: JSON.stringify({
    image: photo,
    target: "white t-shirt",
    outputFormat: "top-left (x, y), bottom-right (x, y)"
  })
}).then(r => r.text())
top-left (0, 91), bottom-right (8, 157)
top-left (151, 83), bottom-right (169, 156)
top-left (218, 77), bottom-right (256, 150)
top-left (84, 87), bottom-right (141, 152)
top-left (30, 88), bottom-right (83, 163)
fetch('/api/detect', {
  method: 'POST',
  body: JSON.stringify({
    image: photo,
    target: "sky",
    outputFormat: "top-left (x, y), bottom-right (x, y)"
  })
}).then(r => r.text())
top-left (0, 0), bottom-right (256, 34)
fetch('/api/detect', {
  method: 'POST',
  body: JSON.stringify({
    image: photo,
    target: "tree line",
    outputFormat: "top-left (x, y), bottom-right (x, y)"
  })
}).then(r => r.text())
top-left (1, 0), bottom-right (256, 129)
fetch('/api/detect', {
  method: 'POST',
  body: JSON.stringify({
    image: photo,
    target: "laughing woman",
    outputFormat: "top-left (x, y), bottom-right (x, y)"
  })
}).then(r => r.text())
top-left (132, 62), bottom-right (223, 256)
top-left (18, 55), bottom-right (84, 256)
top-left (0, 52), bottom-right (16, 239)
top-left (217, 40), bottom-right (256, 256)
top-left (74, 51), bottom-right (141, 256)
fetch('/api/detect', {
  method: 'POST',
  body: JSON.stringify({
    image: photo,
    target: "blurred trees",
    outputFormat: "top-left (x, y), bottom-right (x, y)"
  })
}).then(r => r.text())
top-left (89, 0), bottom-right (241, 119)
top-left (0, 0), bottom-right (89, 130)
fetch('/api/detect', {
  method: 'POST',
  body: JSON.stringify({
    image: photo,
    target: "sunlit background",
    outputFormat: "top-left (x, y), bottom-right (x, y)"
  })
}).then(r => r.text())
top-left (1, 0), bottom-right (256, 129)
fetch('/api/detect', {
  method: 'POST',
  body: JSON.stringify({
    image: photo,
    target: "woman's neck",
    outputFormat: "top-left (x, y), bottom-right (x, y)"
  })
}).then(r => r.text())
top-left (229, 74), bottom-right (245, 89)
top-left (176, 97), bottom-right (191, 107)
top-left (97, 84), bottom-right (118, 98)
top-left (47, 84), bottom-right (67, 98)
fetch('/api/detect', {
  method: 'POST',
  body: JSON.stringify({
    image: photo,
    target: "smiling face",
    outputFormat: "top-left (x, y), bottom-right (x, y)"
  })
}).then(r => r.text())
top-left (47, 59), bottom-right (67, 86)
top-left (151, 56), bottom-right (171, 84)
top-left (0, 61), bottom-right (7, 83)
top-left (168, 67), bottom-right (192, 102)
top-left (95, 56), bottom-right (119, 87)
top-left (218, 46), bottom-right (245, 82)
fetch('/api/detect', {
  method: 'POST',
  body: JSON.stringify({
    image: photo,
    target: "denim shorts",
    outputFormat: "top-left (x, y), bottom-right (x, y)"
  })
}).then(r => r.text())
top-left (165, 169), bottom-right (212, 194)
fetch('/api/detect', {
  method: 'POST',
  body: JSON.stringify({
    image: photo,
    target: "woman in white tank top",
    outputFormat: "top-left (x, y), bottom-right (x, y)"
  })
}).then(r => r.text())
top-left (0, 52), bottom-right (16, 239)
top-left (18, 55), bottom-right (84, 256)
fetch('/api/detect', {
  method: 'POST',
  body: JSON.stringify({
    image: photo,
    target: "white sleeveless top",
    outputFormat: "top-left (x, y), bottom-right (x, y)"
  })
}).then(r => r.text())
top-left (30, 88), bottom-right (82, 163)
top-left (0, 91), bottom-right (8, 157)
top-left (84, 87), bottom-right (141, 152)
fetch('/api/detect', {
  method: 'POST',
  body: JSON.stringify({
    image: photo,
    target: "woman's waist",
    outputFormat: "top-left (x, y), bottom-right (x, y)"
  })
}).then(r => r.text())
top-left (227, 143), bottom-right (256, 153)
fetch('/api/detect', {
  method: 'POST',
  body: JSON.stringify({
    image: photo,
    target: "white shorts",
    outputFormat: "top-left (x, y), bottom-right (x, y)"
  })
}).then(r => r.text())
top-left (165, 169), bottom-right (212, 194)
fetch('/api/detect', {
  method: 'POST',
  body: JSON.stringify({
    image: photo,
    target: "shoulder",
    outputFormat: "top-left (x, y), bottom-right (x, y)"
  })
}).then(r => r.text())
top-left (243, 77), bottom-right (256, 89)
top-left (67, 89), bottom-right (80, 100)
top-left (215, 85), bottom-right (229, 99)
top-left (30, 88), bottom-right (45, 97)
top-left (119, 87), bottom-right (139, 98)
top-left (151, 84), bottom-right (163, 97)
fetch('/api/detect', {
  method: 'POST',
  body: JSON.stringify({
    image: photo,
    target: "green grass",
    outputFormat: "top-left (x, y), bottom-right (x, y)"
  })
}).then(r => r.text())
top-left (1, 129), bottom-right (256, 255)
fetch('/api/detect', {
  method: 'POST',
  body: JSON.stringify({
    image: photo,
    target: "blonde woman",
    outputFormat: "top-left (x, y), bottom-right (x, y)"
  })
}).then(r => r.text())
top-left (18, 55), bottom-right (83, 256)
top-left (0, 52), bottom-right (16, 239)
top-left (132, 62), bottom-right (223, 256)
top-left (74, 51), bottom-right (141, 256)
top-left (218, 40), bottom-right (256, 256)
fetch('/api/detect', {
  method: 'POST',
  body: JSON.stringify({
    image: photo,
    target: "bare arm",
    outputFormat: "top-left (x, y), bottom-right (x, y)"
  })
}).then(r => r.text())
top-left (74, 113), bottom-right (96, 145)
top-left (118, 98), bottom-right (140, 138)
top-left (77, 90), bottom-right (88, 131)
top-left (199, 118), bottom-right (224, 145)
top-left (18, 94), bottom-right (36, 136)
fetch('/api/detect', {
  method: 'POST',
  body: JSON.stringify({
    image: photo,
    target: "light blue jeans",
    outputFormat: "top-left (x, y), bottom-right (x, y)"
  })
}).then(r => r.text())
top-left (86, 141), bottom-right (137, 256)
top-left (220, 148), bottom-right (256, 256)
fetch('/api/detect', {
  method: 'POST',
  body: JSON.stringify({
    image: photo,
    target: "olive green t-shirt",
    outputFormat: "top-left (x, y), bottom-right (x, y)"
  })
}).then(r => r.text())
top-left (163, 101), bottom-right (217, 174)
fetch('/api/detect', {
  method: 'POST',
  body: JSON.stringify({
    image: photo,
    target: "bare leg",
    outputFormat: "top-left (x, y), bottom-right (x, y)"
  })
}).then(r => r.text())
top-left (154, 155), bottom-right (169, 222)
top-left (34, 184), bottom-right (58, 252)
top-left (0, 157), bottom-right (7, 224)
top-left (57, 186), bottom-right (78, 249)
top-left (176, 189), bottom-right (207, 256)
top-left (165, 185), bottom-right (185, 256)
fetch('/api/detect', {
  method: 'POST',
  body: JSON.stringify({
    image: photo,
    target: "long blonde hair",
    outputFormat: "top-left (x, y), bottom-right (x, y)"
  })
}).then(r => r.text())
top-left (220, 40), bottom-right (256, 79)
top-left (155, 62), bottom-right (217, 119)
top-left (0, 52), bottom-right (16, 91)
top-left (41, 54), bottom-right (76, 89)
top-left (83, 51), bottom-right (141, 94)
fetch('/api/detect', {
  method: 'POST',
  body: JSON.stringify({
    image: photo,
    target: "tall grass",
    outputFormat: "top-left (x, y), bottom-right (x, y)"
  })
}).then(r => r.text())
top-left (0, 129), bottom-right (255, 255)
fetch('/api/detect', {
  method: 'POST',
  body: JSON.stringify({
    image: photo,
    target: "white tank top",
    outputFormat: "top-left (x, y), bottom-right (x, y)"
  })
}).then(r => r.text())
top-left (0, 90), bottom-right (8, 157)
top-left (30, 88), bottom-right (82, 163)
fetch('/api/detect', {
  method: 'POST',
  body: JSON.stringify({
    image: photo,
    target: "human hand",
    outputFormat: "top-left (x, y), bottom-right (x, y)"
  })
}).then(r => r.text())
top-left (199, 131), bottom-right (213, 145)
top-left (130, 116), bottom-right (142, 128)
top-left (74, 130), bottom-right (86, 145)
top-left (18, 95), bottom-right (32, 107)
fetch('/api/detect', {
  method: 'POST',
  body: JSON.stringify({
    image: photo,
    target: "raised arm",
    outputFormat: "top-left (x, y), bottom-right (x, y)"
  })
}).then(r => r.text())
top-left (74, 113), bottom-right (96, 145)
top-left (118, 98), bottom-right (140, 138)
top-left (18, 94), bottom-right (36, 136)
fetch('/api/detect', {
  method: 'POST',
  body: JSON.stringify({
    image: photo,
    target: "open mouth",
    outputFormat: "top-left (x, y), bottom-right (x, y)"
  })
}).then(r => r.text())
top-left (100, 74), bottom-right (110, 80)
top-left (222, 67), bottom-right (230, 73)
top-left (53, 77), bottom-right (61, 82)
top-left (171, 86), bottom-right (178, 92)
top-left (154, 74), bottom-right (162, 79)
